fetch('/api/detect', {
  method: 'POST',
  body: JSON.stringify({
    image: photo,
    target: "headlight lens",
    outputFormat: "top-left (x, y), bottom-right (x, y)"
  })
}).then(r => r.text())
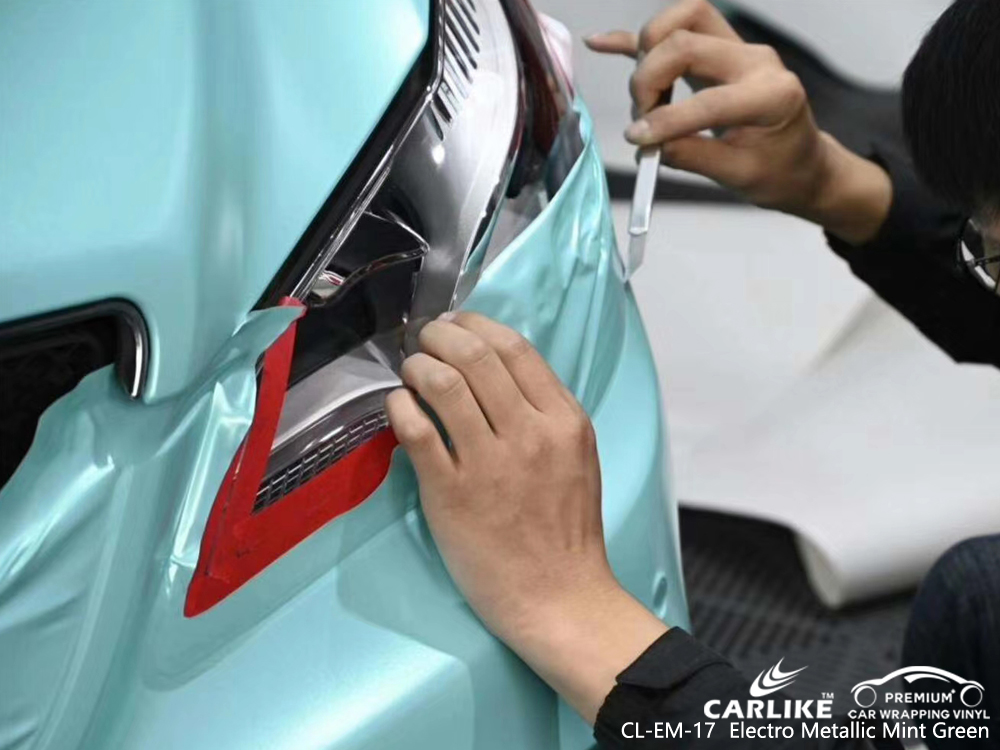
top-left (276, 0), bottom-right (588, 500)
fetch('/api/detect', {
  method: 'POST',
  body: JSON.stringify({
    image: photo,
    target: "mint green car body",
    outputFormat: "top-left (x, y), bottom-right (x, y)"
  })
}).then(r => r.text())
top-left (0, 1), bottom-right (688, 748)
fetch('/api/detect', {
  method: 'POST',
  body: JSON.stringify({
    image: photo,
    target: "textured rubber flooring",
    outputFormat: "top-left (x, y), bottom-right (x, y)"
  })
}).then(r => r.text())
top-left (680, 509), bottom-right (914, 712)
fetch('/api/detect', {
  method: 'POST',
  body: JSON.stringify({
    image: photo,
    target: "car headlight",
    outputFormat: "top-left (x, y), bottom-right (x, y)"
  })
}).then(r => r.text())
top-left (188, 0), bottom-right (586, 613)
top-left (273, 0), bottom-right (585, 491)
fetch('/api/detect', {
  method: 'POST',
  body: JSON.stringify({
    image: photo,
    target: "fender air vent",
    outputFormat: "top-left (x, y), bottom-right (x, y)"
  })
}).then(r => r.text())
top-left (0, 300), bottom-right (149, 491)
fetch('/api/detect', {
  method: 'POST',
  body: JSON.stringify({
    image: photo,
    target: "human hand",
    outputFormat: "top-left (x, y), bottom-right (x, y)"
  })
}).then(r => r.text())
top-left (585, 0), bottom-right (891, 243)
top-left (386, 311), bottom-right (609, 637)
top-left (386, 312), bottom-right (667, 723)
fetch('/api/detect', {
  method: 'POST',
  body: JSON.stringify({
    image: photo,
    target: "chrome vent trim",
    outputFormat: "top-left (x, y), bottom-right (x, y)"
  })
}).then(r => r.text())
top-left (255, 409), bottom-right (390, 513)
top-left (430, 0), bottom-right (482, 140)
top-left (0, 298), bottom-right (150, 400)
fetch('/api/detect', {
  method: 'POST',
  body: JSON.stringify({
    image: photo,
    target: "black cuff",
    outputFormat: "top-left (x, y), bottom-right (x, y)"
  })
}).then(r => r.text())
top-left (594, 629), bottom-right (737, 741)
top-left (825, 141), bottom-right (964, 264)
top-left (613, 628), bottom-right (729, 690)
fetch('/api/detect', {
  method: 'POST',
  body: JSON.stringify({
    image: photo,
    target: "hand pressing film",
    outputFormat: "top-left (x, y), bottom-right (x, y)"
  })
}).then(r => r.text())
top-left (385, 312), bottom-right (667, 725)
top-left (386, 311), bottom-right (609, 640)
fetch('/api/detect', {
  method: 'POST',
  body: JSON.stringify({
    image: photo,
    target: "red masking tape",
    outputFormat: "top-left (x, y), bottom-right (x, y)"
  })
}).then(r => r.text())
top-left (185, 299), bottom-right (397, 616)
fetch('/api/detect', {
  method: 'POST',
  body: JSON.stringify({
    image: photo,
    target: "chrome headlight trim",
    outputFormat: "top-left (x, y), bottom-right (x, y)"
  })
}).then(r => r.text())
top-left (287, 2), bottom-right (446, 301)
top-left (258, 0), bottom-right (445, 307)
top-left (393, 0), bottom-right (524, 342)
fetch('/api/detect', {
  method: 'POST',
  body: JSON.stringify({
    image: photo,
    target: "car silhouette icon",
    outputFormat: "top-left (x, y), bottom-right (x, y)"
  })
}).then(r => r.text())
top-left (852, 667), bottom-right (985, 708)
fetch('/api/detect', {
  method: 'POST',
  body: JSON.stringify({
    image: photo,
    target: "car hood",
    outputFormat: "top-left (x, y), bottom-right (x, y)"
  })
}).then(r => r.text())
top-left (0, 0), bottom-right (430, 398)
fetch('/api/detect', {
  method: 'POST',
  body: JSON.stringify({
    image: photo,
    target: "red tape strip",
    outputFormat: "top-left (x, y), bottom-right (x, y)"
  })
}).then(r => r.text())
top-left (185, 300), bottom-right (397, 617)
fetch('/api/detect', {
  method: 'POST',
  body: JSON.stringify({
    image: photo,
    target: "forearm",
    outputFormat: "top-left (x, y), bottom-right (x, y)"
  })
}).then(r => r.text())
top-left (498, 575), bottom-right (668, 725)
top-left (805, 133), bottom-right (894, 245)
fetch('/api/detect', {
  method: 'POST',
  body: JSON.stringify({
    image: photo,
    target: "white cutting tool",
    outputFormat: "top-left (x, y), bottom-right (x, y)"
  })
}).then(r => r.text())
top-left (626, 147), bottom-right (659, 280)
top-left (626, 72), bottom-right (673, 281)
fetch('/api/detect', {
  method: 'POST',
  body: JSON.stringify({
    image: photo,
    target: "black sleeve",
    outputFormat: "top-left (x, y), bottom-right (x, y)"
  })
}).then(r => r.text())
top-left (594, 629), bottom-right (899, 749)
top-left (824, 144), bottom-right (1000, 367)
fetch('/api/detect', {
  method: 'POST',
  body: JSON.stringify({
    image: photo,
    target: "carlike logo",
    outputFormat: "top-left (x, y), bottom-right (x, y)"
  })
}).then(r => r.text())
top-left (704, 658), bottom-right (831, 720)
top-left (750, 659), bottom-right (808, 697)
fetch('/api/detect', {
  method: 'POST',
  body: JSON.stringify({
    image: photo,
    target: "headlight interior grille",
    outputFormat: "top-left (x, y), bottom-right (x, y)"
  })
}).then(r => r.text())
top-left (431, 0), bottom-right (482, 139)
top-left (255, 409), bottom-right (389, 514)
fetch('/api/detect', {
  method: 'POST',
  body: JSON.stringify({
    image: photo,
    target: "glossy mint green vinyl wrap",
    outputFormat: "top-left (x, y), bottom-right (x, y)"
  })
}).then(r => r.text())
top-left (0, 306), bottom-right (303, 750)
top-left (0, 0), bottom-right (429, 400)
top-left (0, 108), bottom-right (687, 750)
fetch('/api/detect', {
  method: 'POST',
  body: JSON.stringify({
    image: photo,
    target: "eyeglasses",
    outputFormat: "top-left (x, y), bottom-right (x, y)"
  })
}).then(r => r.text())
top-left (957, 219), bottom-right (1000, 294)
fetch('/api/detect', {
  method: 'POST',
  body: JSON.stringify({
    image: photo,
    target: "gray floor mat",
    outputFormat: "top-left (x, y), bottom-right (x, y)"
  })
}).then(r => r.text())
top-left (680, 508), bottom-right (913, 712)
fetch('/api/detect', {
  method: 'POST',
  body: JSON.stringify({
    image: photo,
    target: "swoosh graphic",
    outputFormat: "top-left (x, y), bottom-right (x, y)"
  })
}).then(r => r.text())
top-left (750, 659), bottom-right (808, 697)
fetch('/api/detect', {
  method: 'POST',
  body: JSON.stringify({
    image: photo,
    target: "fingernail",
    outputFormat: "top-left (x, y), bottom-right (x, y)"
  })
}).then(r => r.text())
top-left (625, 119), bottom-right (650, 143)
top-left (584, 33), bottom-right (606, 44)
top-left (438, 311), bottom-right (457, 322)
